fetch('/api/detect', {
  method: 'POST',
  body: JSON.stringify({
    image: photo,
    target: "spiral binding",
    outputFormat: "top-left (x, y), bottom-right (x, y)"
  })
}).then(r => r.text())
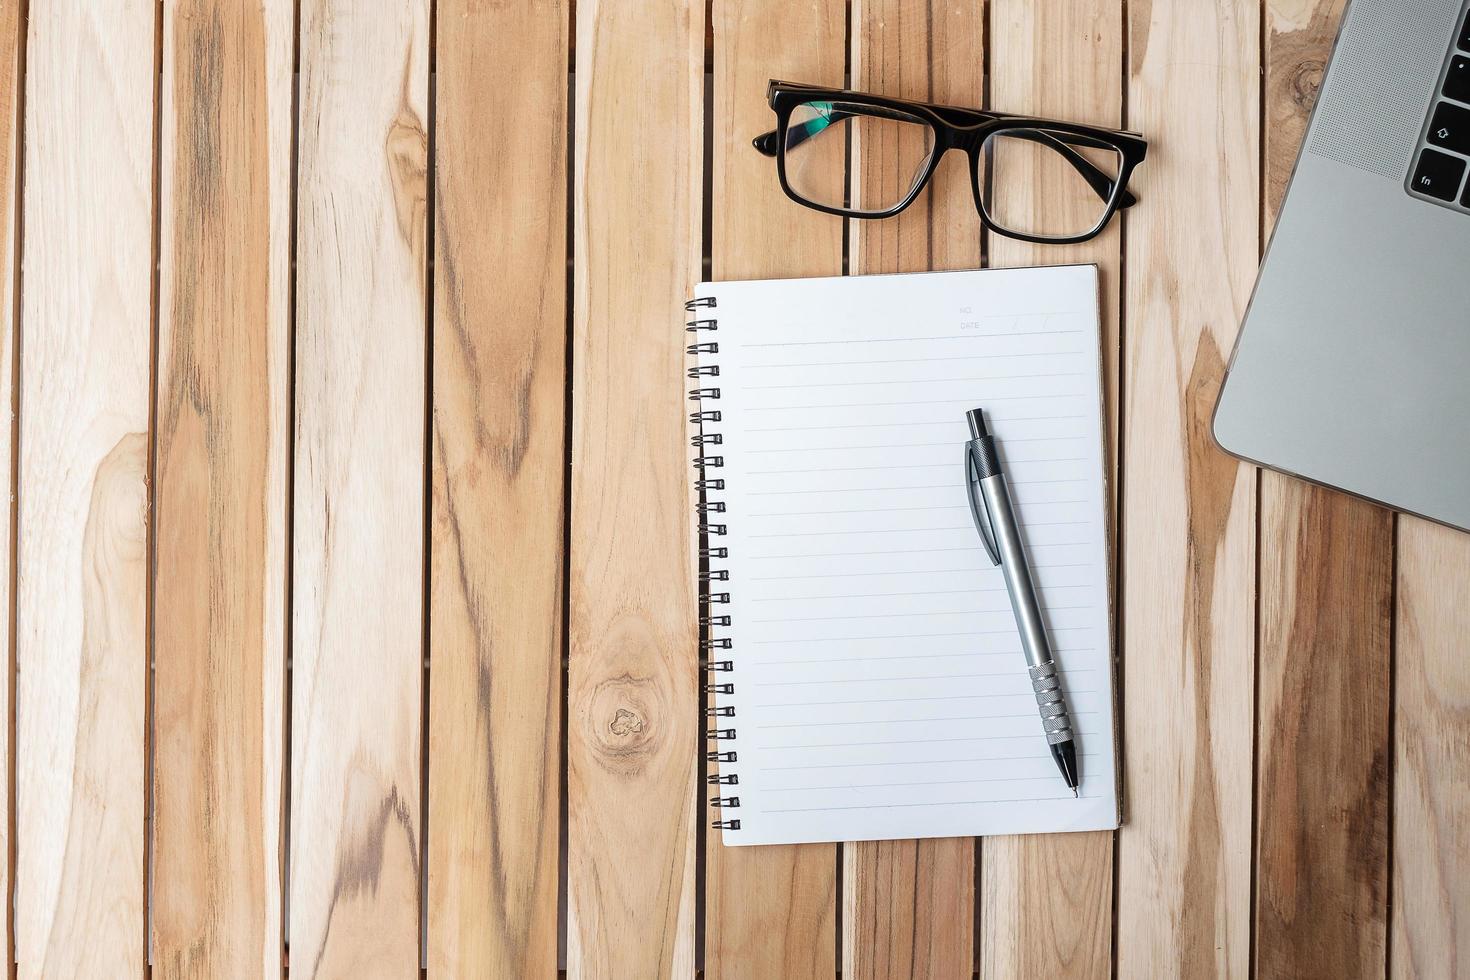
top-left (689, 293), bottom-right (740, 833)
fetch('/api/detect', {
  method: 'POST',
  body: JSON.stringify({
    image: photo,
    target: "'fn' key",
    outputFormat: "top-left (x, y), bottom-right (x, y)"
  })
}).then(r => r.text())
top-left (1412, 148), bottom-right (1466, 202)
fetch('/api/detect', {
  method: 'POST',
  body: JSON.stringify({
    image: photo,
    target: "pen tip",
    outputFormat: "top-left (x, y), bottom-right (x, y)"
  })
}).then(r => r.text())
top-left (1072, 787), bottom-right (1079, 798)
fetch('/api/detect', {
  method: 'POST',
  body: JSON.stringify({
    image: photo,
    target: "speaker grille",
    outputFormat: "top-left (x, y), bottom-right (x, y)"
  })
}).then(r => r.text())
top-left (1309, 0), bottom-right (1464, 179)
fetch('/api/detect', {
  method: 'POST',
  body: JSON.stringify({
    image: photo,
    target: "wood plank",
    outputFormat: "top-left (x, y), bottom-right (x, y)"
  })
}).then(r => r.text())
top-left (704, 1), bottom-right (844, 976)
top-left (1115, 1), bottom-right (1259, 976)
top-left (0, 2), bottom-right (19, 967)
top-left (150, 2), bottom-right (293, 975)
top-left (426, 0), bottom-right (567, 975)
top-left (980, 1), bottom-right (1123, 974)
top-left (1393, 518), bottom-right (1470, 978)
top-left (1254, 480), bottom-right (1391, 978)
top-left (1262, 0), bottom-right (1346, 221)
top-left (566, 0), bottom-right (703, 975)
top-left (1254, 4), bottom-right (1393, 978)
top-left (14, 1), bottom-right (155, 974)
top-left (843, 3), bottom-right (982, 976)
top-left (291, 0), bottom-right (429, 973)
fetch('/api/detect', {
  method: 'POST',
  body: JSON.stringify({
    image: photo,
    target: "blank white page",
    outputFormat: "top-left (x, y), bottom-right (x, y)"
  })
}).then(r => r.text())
top-left (695, 265), bottom-right (1117, 846)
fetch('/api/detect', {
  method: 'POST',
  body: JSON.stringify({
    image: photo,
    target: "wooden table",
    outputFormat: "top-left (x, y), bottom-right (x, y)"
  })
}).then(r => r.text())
top-left (1, 0), bottom-right (1465, 977)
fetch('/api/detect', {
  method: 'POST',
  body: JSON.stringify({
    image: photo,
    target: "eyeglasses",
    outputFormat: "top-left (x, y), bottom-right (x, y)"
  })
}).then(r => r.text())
top-left (754, 80), bottom-right (1148, 245)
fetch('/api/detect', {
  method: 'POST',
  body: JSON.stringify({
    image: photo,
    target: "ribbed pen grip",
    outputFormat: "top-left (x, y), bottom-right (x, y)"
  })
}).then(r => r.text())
top-left (1028, 661), bottom-right (1074, 745)
top-left (968, 436), bottom-right (1001, 479)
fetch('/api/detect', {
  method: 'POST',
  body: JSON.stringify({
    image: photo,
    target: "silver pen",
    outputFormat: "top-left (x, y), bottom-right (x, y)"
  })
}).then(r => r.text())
top-left (964, 407), bottom-right (1079, 796)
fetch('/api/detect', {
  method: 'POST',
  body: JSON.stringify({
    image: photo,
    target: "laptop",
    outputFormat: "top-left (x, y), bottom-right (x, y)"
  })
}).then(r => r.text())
top-left (1214, 0), bottom-right (1470, 532)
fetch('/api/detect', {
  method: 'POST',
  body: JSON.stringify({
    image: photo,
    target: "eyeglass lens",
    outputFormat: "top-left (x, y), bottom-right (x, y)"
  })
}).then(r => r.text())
top-left (784, 101), bottom-right (936, 216)
top-left (981, 129), bottom-right (1124, 240)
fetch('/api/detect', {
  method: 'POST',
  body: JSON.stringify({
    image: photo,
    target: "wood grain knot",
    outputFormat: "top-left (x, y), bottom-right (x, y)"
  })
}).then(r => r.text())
top-left (587, 676), bottom-right (660, 775)
top-left (1289, 59), bottom-right (1326, 112)
top-left (88, 432), bottom-right (149, 565)
top-left (609, 708), bottom-right (644, 737)
top-left (385, 104), bottom-right (426, 249)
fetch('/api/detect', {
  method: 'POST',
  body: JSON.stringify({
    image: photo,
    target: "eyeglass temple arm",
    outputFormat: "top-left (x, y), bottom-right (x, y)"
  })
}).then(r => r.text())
top-left (753, 113), bottom-right (1137, 209)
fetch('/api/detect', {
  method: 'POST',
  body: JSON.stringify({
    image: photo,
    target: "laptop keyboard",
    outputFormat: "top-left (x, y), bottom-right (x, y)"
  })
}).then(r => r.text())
top-left (1410, 7), bottom-right (1470, 206)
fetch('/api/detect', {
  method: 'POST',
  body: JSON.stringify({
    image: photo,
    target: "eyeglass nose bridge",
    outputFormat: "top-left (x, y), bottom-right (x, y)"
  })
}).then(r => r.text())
top-left (941, 129), bottom-right (988, 157)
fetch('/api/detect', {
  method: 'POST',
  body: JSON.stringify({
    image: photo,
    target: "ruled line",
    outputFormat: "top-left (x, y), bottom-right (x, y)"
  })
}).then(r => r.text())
top-left (750, 628), bottom-right (1091, 645)
top-left (761, 775), bottom-right (1062, 792)
top-left (742, 350), bottom-right (1086, 369)
top-left (753, 667), bottom-right (1099, 685)
top-left (758, 758), bottom-right (1105, 769)
top-left (755, 737), bottom-right (1102, 752)
top-left (747, 548), bottom-right (978, 562)
top-left (745, 415), bottom-right (1088, 433)
top-left (745, 393), bottom-right (1087, 411)
top-left (749, 568), bottom-right (985, 579)
top-left (748, 458), bottom-right (1087, 475)
top-left (737, 324), bottom-right (1086, 349)
top-left (741, 371), bottom-right (1086, 391)
top-left (750, 588), bottom-right (984, 603)
top-left (746, 505), bottom-right (1087, 518)
top-left (743, 436), bottom-right (1085, 453)
top-left (750, 648), bottom-right (1096, 667)
top-left (744, 478), bottom-right (1087, 494)
top-left (747, 525), bottom-right (976, 538)
top-left (756, 711), bottom-right (1100, 730)
top-left (749, 605), bottom-right (1089, 625)
top-left (749, 504), bottom-right (966, 515)
top-left (764, 795), bottom-right (1102, 814)
top-left (748, 584), bottom-right (1092, 603)
top-left (755, 691), bottom-right (1097, 709)
top-left (745, 441), bottom-right (959, 452)
top-left (745, 562), bottom-right (1092, 578)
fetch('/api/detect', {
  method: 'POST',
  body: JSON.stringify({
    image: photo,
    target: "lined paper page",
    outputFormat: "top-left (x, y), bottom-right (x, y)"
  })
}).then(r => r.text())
top-left (699, 266), bottom-right (1117, 846)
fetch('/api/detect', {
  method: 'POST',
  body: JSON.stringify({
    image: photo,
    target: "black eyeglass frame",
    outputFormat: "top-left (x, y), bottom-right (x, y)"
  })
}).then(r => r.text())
top-left (756, 79), bottom-right (1149, 246)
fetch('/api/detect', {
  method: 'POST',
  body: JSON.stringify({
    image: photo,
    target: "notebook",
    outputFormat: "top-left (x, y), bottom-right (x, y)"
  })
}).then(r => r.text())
top-left (689, 265), bottom-right (1118, 846)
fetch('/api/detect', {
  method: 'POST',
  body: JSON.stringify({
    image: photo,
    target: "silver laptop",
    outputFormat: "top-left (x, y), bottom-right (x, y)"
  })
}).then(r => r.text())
top-left (1215, 0), bottom-right (1470, 531)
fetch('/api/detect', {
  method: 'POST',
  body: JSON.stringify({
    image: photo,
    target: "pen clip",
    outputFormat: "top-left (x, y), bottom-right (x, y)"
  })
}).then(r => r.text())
top-left (966, 446), bottom-right (1001, 567)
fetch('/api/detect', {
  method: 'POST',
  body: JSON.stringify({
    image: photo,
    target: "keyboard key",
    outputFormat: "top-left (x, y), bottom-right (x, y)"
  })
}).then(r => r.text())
top-left (1428, 101), bottom-right (1470, 154)
top-left (1447, 56), bottom-right (1470, 103)
top-left (1412, 148), bottom-right (1465, 201)
top-left (1461, 11), bottom-right (1470, 51)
